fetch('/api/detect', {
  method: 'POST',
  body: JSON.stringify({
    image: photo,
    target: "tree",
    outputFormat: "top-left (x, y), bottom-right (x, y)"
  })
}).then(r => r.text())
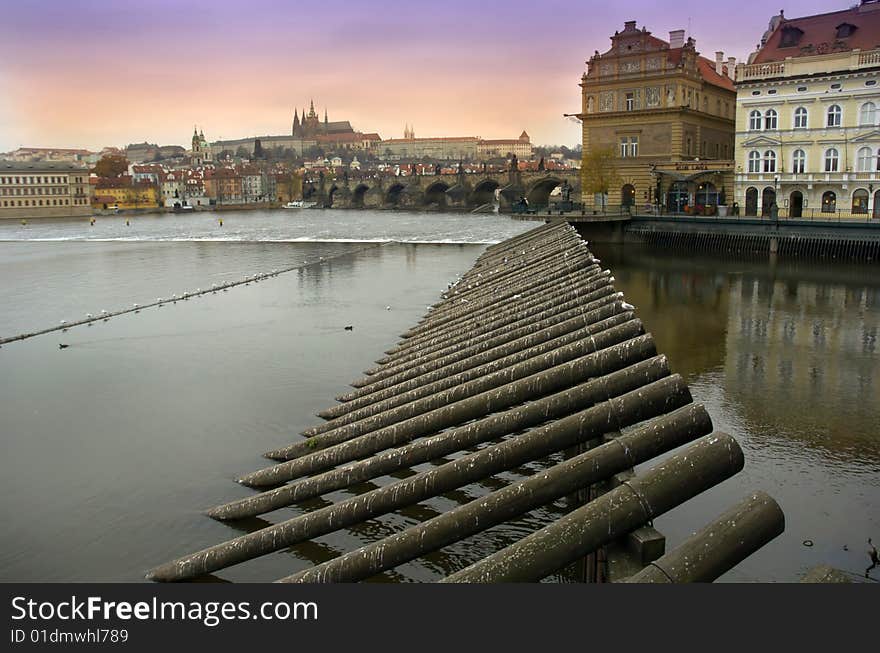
top-left (581, 146), bottom-right (621, 212)
top-left (92, 154), bottom-right (129, 178)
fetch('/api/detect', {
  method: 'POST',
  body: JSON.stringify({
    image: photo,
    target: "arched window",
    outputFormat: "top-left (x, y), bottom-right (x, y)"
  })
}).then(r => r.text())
top-left (749, 110), bottom-right (763, 130)
top-left (824, 148), bottom-right (839, 172)
top-left (821, 191), bottom-right (836, 213)
top-left (792, 149), bottom-right (806, 174)
top-left (748, 150), bottom-right (761, 172)
top-left (827, 105), bottom-right (842, 127)
top-left (857, 146), bottom-right (874, 172)
top-left (852, 189), bottom-right (869, 214)
top-left (764, 109), bottom-right (778, 129)
top-left (860, 102), bottom-right (876, 126)
top-left (763, 150), bottom-right (776, 173)
top-left (794, 107), bottom-right (808, 129)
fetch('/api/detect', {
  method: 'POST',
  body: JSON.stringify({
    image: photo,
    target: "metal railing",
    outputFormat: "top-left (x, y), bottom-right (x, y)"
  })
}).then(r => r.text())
top-left (635, 208), bottom-right (880, 225)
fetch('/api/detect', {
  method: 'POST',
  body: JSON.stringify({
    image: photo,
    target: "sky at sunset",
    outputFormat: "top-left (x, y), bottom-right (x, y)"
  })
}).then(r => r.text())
top-left (0, 0), bottom-right (851, 152)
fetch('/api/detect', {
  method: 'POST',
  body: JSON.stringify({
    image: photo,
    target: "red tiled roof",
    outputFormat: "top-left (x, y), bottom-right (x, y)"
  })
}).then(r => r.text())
top-left (696, 56), bottom-right (735, 91)
top-left (597, 24), bottom-right (736, 92)
top-left (752, 5), bottom-right (880, 64)
top-left (95, 175), bottom-right (133, 189)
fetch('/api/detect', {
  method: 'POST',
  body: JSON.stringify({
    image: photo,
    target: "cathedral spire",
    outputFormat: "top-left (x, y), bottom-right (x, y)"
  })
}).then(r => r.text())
top-left (324, 107), bottom-right (328, 124)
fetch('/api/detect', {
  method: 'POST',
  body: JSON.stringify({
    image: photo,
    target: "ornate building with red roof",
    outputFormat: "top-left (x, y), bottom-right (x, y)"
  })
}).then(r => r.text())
top-left (578, 20), bottom-right (737, 213)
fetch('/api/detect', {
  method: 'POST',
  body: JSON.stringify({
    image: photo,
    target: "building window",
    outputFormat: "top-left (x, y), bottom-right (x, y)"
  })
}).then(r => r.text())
top-left (852, 189), bottom-right (869, 213)
top-left (824, 148), bottom-right (839, 172)
top-left (780, 26), bottom-right (804, 47)
top-left (827, 105), bottom-right (842, 127)
top-left (836, 23), bottom-right (856, 39)
top-left (629, 136), bottom-right (638, 157)
top-left (763, 150), bottom-right (776, 173)
top-left (748, 150), bottom-right (761, 173)
top-left (792, 149), bottom-right (806, 174)
top-left (857, 147), bottom-right (874, 172)
top-left (745, 187), bottom-right (759, 215)
top-left (764, 109), bottom-right (778, 129)
top-left (821, 191), bottom-right (836, 213)
top-left (794, 107), bottom-right (808, 128)
top-left (625, 93), bottom-right (634, 111)
top-left (860, 102), bottom-right (877, 126)
top-left (749, 110), bottom-right (763, 130)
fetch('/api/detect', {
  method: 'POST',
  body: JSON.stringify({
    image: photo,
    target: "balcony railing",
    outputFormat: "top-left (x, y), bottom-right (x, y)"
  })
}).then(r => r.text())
top-left (738, 61), bottom-right (785, 81)
top-left (737, 48), bottom-right (880, 82)
top-left (859, 50), bottom-right (880, 66)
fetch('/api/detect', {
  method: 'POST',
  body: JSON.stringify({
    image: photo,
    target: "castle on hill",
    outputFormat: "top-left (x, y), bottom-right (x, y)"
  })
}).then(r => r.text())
top-left (211, 100), bottom-right (379, 157)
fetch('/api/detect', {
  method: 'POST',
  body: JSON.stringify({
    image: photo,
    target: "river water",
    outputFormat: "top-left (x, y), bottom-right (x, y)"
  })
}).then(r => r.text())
top-left (0, 210), bottom-right (877, 582)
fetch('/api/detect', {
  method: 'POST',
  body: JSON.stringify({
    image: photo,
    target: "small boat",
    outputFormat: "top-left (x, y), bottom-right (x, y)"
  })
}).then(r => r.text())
top-left (283, 200), bottom-right (317, 209)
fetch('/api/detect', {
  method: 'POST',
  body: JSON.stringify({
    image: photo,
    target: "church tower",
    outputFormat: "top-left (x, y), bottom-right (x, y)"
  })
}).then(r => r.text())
top-left (292, 109), bottom-right (300, 136)
top-left (192, 126), bottom-right (203, 166)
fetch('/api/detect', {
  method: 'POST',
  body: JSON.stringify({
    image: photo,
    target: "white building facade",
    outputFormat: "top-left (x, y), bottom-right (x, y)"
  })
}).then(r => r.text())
top-left (734, 3), bottom-right (880, 218)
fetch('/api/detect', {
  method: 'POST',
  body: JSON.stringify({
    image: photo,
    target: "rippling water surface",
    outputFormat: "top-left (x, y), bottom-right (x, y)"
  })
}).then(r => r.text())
top-left (593, 244), bottom-right (880, 582)
top-left (0, 210), bottom-right (877, 582)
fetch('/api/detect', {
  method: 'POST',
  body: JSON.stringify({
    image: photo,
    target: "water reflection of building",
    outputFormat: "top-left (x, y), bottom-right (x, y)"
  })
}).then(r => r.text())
top-left (601, 256), bottom-right (729, 379)
top-left (724, 274), bottom-right (880, 450)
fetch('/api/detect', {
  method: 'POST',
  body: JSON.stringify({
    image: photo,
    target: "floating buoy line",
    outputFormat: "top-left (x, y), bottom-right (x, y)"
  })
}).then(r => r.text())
top-left (0, 242), bottom-right (389, 346)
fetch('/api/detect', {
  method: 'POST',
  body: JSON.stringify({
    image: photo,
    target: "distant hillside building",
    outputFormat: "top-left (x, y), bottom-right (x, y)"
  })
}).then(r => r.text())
top-left (578, 20), bottom-right (737, 212)
top-left (0, 160), bottom-right (91, 218)
top-left (3, 147), bottom-right (93, 163)
top-left (478, 131), bottom-right (533, 160)
top-left (734, 1), bottom-right (880, 218)
top-left (380, 125), bottom-right (533, 161)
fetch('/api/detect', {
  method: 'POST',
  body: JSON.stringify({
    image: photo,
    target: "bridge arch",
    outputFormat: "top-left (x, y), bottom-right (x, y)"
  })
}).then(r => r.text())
top-left (470, 179), bottom-right (500, 207)
top-left (327, 185), bottom-right (339, 208)
top-left (424, 181), bottom-right (449, 208)
top-left (385, 183), bottom-right (406, 207)
top-left (526, 177), bottom-right (564, 208)
top-left (352, 184), bottom-right (370, 208)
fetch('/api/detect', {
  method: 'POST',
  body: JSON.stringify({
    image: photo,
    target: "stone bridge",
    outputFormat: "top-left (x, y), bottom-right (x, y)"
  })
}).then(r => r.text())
top-left (303, 170), bottom-right (581, 211)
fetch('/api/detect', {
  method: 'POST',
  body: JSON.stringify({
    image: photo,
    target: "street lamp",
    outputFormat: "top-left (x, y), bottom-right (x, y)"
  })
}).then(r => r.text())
top-left (773, 174), bottom-right (780, 222)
